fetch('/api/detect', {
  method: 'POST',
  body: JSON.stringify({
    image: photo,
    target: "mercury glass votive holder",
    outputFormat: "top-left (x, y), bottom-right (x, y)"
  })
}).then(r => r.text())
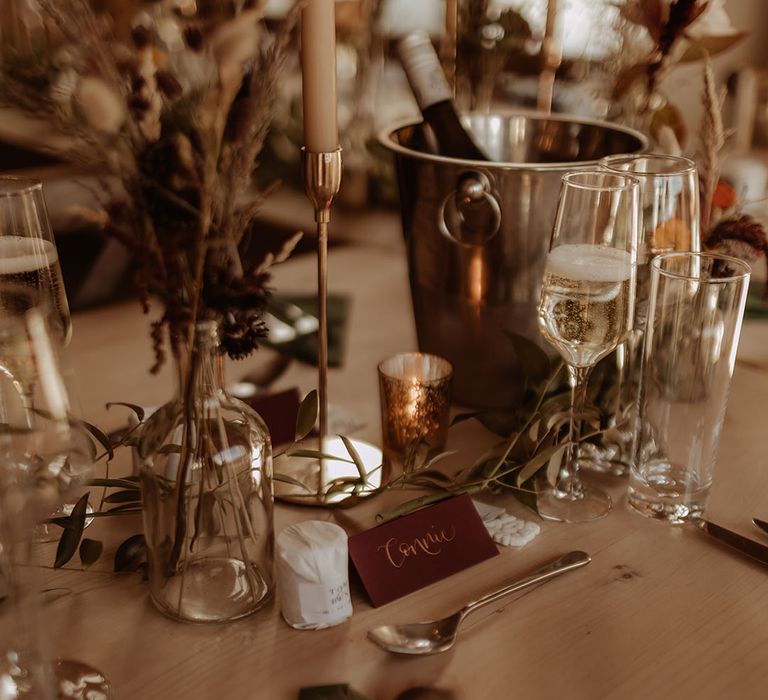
top-left (378, 352), bottom-right (453, 467)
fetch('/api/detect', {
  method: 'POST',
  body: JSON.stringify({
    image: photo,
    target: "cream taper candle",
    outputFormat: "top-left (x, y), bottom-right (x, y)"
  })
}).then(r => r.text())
top-left (300, 0), bottom-right (339, 153)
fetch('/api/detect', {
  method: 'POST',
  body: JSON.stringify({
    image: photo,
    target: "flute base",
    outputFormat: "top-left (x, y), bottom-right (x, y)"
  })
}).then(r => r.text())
top-left (54, 658), bottom-right (112, 699)
top-left (535, 478), bottom-right (612, 523)
top-left (274, 435), bottom-right (384, 506)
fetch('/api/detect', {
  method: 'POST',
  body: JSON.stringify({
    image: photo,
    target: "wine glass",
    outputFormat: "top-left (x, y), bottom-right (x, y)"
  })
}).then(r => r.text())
top-left (0, 306), bottom-right (110, 698)
top-left (0, 177), bottom-right (71, 347)
top-left (579, 154), bottom-right (700, 476)
top-left (536, 170), bottom-right (639, 522)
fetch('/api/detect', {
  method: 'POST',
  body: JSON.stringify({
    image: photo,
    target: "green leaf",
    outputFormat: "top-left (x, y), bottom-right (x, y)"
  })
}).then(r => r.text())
top-left (114, 534), bottom-right (147, 573)
top-left (338, 435), bottom-right (369, 482)
top-left (87, 478), bottom-right (141, 489)
top-left (157, 443), bottom-right (182, 454)
top-left (54, 492), bottom-right (90, 568)
top-left (512, 486), bottom-right (538, 513)
top-left (273, 472), bottom-right (312, 492)
top-left (377, 492), bottom-right (455, 523)
top-left (325, 477), bottom-right (362, 498)
top-left (105, 503), bottom-right (143, 514)
top-left (82, 420), bottom-right (114, 461)
top-left (285, 449), bottom-right (354, 464)
top-left (452, 411), bottom-right (519, 437)
top-left (451, 412), bottom-right (477, 427)
top-left (515, 444), bottom-right (561, 486)
top-left (138, 403), bottom-right (177, 460)
top-left (104, 489), bottom-right (141, 504)
top-left (547, 444), bottom-right (567, 487)
top-left (295, 389), bottom-right (318, 441)
top-left (402, 439), bottom-right (430, 473)
top-left (79, 538), bottom-right (103, 569)
top-left (105, 402), bottom-right (145, 423)
top-left (413, 467), bottom-right (453, 483)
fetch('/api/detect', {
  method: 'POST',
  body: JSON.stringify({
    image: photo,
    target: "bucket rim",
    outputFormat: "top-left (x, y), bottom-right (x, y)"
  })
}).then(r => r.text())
top-left (377, 109), bottom-right (649, 171)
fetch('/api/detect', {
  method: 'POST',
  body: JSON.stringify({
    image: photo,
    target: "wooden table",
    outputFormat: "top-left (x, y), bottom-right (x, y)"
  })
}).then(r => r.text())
top-left (42, 225), bottom-right (768, 700)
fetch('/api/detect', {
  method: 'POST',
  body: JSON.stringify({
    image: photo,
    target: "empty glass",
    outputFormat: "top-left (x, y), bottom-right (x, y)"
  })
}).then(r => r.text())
top-left (628, 252), bottom-right (750, 523)
top-left (0, 305), bottom-right (109, 698)
top-left (581, 154), bottom-right (700, 475)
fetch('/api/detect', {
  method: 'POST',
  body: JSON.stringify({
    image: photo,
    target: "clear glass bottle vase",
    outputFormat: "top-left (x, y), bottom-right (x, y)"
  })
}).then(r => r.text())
top-left (139, 321), bottom-right (274, 622)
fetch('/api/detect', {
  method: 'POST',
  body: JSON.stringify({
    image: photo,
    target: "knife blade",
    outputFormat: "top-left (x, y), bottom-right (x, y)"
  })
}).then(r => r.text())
top-left (752, 518), bottom-right (768, 537)
top-left (698, 520), bottom-right (768, 567)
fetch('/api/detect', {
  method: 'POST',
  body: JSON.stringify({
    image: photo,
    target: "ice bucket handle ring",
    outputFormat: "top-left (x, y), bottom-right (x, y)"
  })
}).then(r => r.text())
top-left (438, 171), bottom-right (502, 248)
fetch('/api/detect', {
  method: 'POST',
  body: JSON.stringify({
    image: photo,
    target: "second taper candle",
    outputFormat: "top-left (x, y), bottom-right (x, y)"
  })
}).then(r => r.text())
top-left (301, 0), bottom-right (339, 153)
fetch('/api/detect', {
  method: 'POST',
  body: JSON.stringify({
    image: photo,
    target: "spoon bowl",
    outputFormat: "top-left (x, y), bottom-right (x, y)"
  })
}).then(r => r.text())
top-left (367, 551), bottom-right (591, 655)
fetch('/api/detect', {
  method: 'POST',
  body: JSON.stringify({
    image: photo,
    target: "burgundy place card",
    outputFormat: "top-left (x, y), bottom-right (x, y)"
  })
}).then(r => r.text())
top-left (348, 493), bottom-right (499, 607)
top-left (243, 388), bottom-right (301, 448)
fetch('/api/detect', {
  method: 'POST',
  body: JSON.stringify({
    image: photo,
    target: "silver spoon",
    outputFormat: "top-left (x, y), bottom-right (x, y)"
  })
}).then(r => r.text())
top-left (367, 550), bottom-right (591, 655)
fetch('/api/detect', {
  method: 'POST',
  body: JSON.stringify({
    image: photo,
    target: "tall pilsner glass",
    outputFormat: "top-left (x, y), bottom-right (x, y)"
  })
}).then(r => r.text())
top-left (0, 177), bottom-right (71, 346)
top-left (536, 171), bottom-right (639, 522)
top-left (580, 155), bottom-right (700, 475)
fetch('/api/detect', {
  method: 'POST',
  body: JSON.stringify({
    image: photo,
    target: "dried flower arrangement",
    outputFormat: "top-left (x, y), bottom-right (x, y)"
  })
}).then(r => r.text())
top-left (0, 1), bottom-right (308, 598)
top-left (612, 0), bottom-right (746, 150)
top-left (0, 0), bottom-right (301, 368)
top-left (614, 0), bottom-right (768, 291)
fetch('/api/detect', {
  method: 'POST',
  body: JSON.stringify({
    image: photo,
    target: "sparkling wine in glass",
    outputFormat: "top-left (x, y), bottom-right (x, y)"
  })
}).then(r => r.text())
top-left (0, 177), bottom-right (71, 347)
top-left (579, 154), bottom-right (700, 476)
top-left (536, 171), bottom-right (639, 522)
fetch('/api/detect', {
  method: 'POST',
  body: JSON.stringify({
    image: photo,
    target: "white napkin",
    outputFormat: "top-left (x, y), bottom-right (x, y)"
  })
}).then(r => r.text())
top-left (276, 520), bottom-right (353, 630)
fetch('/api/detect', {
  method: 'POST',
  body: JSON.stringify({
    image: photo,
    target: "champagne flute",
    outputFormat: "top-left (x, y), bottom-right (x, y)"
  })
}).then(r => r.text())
top-left (579, 154), bottom-right (700, 475)
top-left (0, 177), bottom-right (71, 347)
top-left (0, 176), bottom-right (81, 538)
top-left (0, 306), bottom-right (110, 699)
top-left (536, 171), bottom-right (639, 522)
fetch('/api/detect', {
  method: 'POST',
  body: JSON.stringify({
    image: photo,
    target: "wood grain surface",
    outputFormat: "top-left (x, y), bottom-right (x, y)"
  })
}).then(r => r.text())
top-left (38, 226), bottom-right (768, 700)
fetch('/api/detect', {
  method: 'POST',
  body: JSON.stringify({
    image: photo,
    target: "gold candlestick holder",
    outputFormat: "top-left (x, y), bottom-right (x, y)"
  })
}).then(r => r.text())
top-left (274, 147), bottom-right (383, 506)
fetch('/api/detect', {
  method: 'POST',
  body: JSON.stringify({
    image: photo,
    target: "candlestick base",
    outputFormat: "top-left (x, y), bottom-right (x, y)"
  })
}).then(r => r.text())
top-left (274, 435), bottom-right (385, 506)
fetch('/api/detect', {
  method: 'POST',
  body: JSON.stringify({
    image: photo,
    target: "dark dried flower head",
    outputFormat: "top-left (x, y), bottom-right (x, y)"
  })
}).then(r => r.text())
top-left (155, 70), bottom-right (183, 99)
top-left (128, 94), bottom-right (151, 113)
top-left (131, 24), bottom-right (152, 49)
top-left (183, 25), bottom-right (204, 51)
top-left (219, 312), bottom-right (267, 360)
top-left (706, 214), bottom-right (768, 254)
top-left (706, 213), bottom-right (768, 297)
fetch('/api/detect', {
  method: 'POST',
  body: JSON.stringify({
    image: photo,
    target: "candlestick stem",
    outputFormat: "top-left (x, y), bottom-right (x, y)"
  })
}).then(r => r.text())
top-left (317, 217), bottom-right (329, 448)
top-left (273, 147), bottom-right (382, 507)
top-left (301, 147), bottom-right (342, 495)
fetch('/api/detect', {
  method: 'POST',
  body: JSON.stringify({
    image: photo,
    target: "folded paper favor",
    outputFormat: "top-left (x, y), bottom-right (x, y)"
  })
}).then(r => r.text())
top-left (276, 520), bottom-right (353, 630)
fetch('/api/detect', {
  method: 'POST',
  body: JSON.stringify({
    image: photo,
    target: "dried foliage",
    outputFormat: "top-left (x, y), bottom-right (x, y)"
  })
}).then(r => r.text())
top-left (0, 0), bottom-right (301, 369)
top-left (613, 0), bottom-right (745, 147)
top-left (705, 215), bottom-right (768, 296)
top-left (698, 53), bottom-right (726, 234)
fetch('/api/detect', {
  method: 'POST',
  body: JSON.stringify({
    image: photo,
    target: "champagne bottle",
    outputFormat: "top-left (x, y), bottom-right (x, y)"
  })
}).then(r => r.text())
top-left (397, 31), bottom-right (489, 161)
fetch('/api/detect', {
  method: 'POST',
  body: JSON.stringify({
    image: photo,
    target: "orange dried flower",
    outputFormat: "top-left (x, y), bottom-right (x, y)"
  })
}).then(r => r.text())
top-left (712, 179), bottom-right (737, 211)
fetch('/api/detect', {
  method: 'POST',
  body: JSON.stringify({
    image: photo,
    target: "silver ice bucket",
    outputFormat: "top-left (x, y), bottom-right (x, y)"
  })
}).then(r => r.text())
top-left (380, 111), bottom-right (647, 409)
